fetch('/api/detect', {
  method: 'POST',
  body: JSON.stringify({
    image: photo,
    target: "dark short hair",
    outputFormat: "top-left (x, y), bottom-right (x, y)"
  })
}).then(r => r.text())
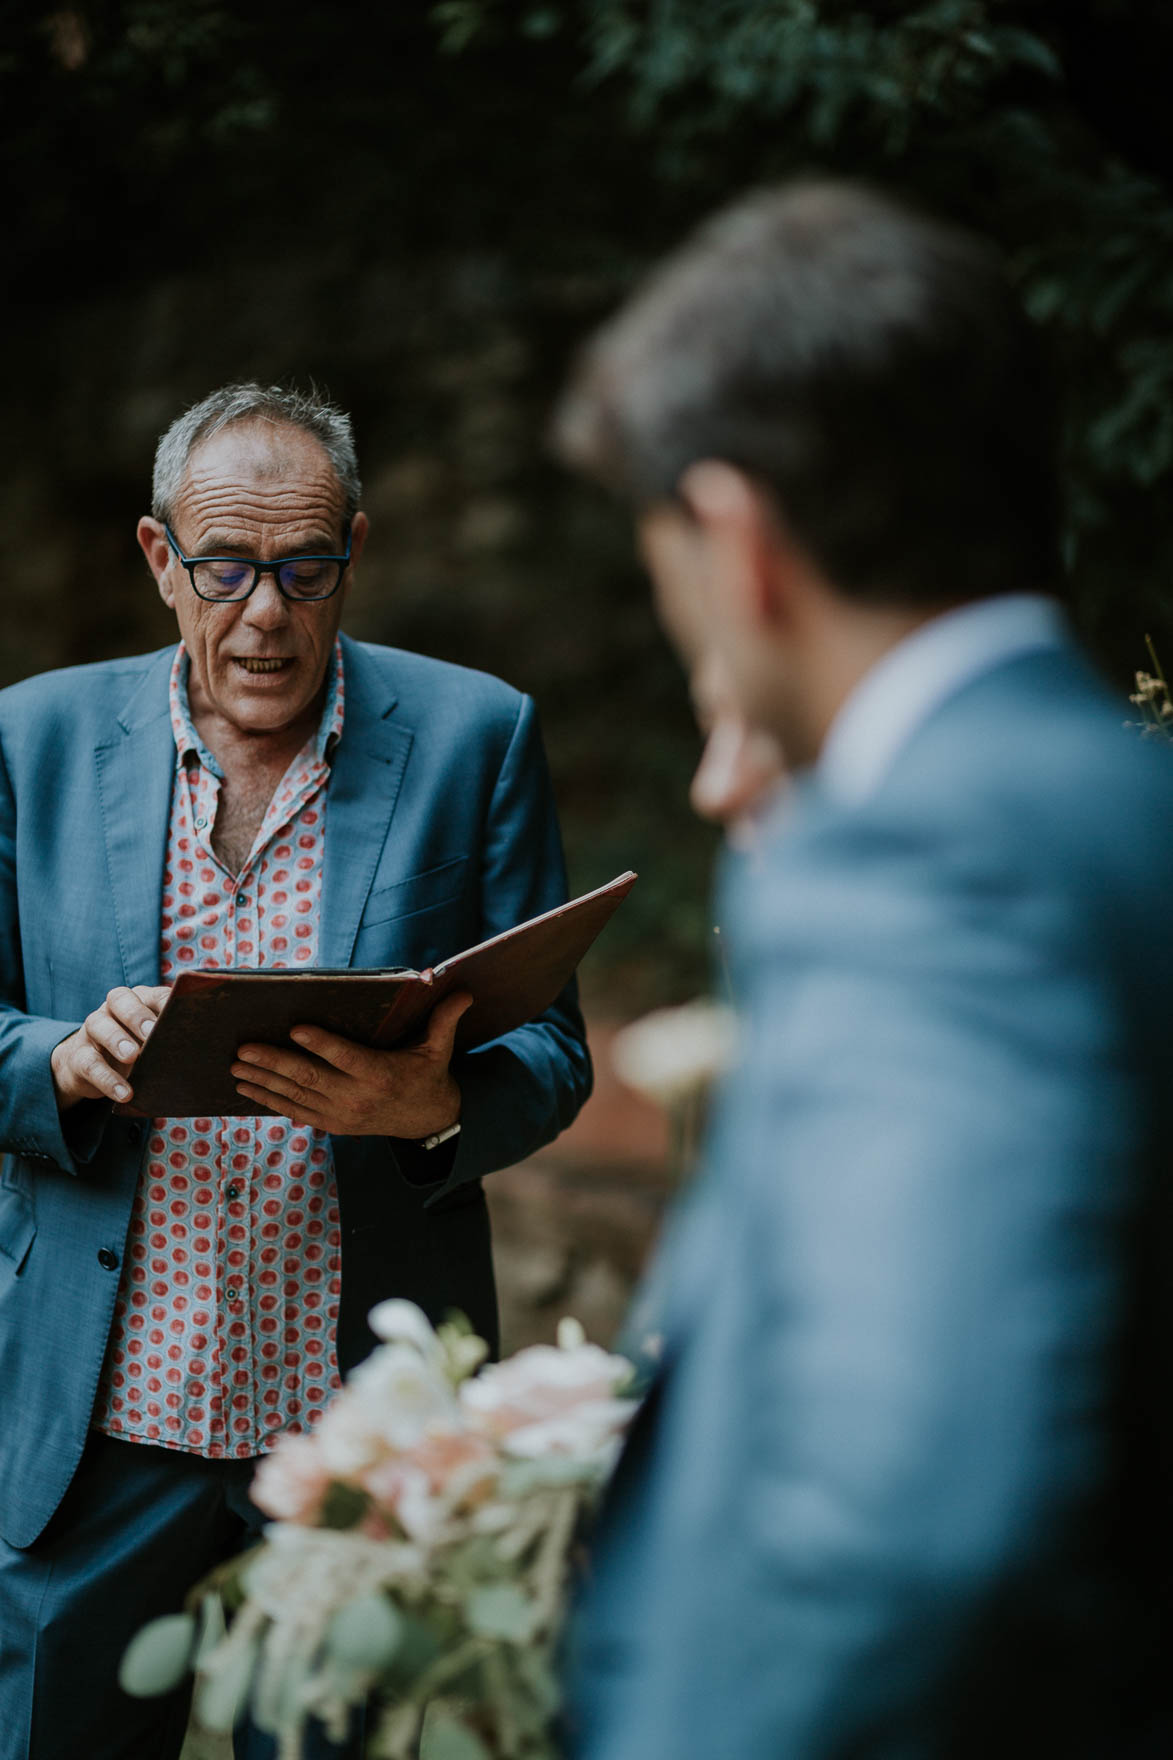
top-left (553, 180), bottom-right (1061, 607)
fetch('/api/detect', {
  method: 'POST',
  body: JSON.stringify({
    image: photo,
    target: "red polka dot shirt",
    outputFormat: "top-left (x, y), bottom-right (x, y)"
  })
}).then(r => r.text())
top-left (92, 642), bottom-right (347, 1458)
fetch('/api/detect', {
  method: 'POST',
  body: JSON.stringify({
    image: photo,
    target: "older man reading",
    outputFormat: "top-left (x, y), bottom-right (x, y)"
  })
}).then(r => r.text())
top-left (0, 383), bottom-right (590, 1759)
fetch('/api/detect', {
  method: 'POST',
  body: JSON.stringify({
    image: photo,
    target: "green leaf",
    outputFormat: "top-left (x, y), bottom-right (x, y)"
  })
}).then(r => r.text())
top-left (193, 1593), bottom-right (226, 1666)
top-left (118, 1612), bottom-right (196, 1698)
top-left (194, 1632), bottom-right (262, 1734)
top-left (326, 1592), bottom-right (404, 1671)
top-left (465, 1583), bottom-right (539, 1642)
top-left (317, 1480), bottom-right (371, 1530)
top-left (381, 1612), bottom-right (444, 1689)
top-left (419, 1707), bottom-right (493, 1760)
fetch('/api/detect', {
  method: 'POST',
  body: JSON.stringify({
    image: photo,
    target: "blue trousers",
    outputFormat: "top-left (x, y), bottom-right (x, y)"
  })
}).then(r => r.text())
top-left (0, 1429), bottom-right (364, 1760)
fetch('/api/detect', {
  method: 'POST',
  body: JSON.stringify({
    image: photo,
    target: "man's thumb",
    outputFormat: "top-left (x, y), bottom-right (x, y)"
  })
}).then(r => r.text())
top-left (427, 990), bottom-right (474, 1054)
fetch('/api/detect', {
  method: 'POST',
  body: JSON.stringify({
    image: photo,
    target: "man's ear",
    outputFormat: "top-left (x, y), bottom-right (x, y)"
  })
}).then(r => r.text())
top-left (137, 517), bottom-right (175, 609)
top-left (677, 461), bottom-right (794, 633)
top-left (346, 511), bottom-right (369, 574)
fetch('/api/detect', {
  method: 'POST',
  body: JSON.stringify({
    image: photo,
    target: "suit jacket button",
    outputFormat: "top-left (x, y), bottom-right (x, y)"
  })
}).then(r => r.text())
top-left (97, 1248), bottom-right (119, 1271)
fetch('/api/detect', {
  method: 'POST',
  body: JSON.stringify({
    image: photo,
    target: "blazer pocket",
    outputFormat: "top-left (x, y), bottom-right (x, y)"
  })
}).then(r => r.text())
top-left (360, 856), bottom-right (469, 930)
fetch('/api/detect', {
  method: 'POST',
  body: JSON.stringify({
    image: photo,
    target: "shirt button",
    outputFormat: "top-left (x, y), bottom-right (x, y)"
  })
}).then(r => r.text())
top-left (226, 1183), bottom-right (242, 1201)
top-left (226, 1286), bottom-right (240, 1302)
top-left (195, 816), bottom-right (208, 831)
top-left (97, 1248), bottom-right (119, 1271)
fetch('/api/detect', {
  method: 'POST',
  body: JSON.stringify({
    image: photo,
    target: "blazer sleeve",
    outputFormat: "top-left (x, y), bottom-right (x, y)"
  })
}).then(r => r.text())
top-left (408, 692), bottom-right (592, 1196)
top-left (0, 730), bottom-right (99, 1174)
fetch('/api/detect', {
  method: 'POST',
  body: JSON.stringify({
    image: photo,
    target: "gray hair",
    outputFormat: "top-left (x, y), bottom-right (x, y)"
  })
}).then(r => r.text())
top-left (151, 382), bottom-right (362, 524)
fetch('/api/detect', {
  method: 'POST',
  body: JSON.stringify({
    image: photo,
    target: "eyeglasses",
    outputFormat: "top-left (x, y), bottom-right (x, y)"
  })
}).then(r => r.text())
top-left (164, 524), bottom-right (352, 603)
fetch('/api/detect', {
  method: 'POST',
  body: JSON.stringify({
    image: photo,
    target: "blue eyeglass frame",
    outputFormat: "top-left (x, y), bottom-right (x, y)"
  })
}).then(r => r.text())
top-left (163, 523), bottom-right (353, 602)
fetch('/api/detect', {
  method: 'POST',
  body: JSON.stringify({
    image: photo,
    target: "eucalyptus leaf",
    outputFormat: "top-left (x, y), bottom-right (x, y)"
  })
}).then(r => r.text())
top-left (326, 1591), bottom-right (404, 1671)
top-left (381, 1612), bottom-right (444, 1689)
top-left (419, 1707), bottom-right (493, 1760)
top-left (465, 1583), bottom-right (538, 1642)
top-left (194, 1632), bottom-right (262, 1734)
top-left (118, 1612), bottom-right (196, 1698)
top-left (513, 1641), bottom-right (563, 1718)
top-left (193, 1593), bottom-right (226, 1666)
top-left (499, 1456), bottom-right (593, 1496)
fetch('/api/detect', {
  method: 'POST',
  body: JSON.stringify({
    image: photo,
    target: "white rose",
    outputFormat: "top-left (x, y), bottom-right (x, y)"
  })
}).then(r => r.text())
top-left (459, 1341), bottom-right (635, 1457)
top-left (367, 1299), bottom-right (442, 1361)
top-left (314, 1394), bottom-right (387, 1477)
top-left (348, 1343), bottom-right (460, 1450)
top-left (502, 1397), bottom-right (638, 1462)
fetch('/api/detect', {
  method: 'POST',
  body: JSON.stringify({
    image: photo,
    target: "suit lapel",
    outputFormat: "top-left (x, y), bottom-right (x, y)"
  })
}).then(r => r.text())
top-left (320, 636), bottom-right (414, 969)
top-left (93, 649), bottom-right (177, 989)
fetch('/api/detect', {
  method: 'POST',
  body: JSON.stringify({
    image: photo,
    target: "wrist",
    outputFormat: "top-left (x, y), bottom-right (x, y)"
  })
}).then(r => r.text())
top-left (50, 1036), bottom-right (83, 1113)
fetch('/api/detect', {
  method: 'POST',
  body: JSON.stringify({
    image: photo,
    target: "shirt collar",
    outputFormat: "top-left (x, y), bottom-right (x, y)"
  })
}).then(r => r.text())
top-left (817, 593), bottom-right (1069, 807)
top-left (168, 639), bottom-right (346, 779)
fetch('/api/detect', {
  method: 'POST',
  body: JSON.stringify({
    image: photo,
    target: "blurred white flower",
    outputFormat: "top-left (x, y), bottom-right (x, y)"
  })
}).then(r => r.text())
top-left (501, 1398), bottom-right (637, 1464)
top-left (251, 1432), bottom-right (332, 1523)
top-left (348, 1343), bottom-right (461, 1450)
top-left (460, 1340), bottom-right (634, 1459)
top-left (611, 999), bottom-right (737, 1108)
top-left (367, 1299), bottom-right (443, 1360)
top-left (314, 1395), bottom-right (388, 1477)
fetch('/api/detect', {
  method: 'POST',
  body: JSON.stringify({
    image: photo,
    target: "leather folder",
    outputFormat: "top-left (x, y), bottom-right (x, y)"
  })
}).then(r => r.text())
top-left (115, 870), bottom-right (637, 1118)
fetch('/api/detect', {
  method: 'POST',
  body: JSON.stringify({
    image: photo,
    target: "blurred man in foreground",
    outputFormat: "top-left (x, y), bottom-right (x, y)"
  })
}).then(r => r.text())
top-left (555, 182), bottom-right (1173, 1758)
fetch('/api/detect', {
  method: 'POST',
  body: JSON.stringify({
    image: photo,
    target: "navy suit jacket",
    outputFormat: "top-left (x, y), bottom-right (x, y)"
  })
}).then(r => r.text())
top-left (571, 642), bottom-right (1173, 1758)
top-left (0, 634), bottom-right (590, 1548)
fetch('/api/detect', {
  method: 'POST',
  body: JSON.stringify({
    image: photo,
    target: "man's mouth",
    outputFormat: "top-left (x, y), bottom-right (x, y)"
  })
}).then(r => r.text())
top-left (234, 658), bottom-right (292, 674)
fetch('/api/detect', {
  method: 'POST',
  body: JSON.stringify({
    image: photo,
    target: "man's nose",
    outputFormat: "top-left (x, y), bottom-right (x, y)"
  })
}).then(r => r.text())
top-left (241, 573), bottom-right (290, 627)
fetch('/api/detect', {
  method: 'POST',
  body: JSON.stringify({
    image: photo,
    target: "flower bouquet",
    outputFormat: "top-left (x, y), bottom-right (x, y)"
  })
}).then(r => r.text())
top-left (121, 1302), bottom-right (637, 1759)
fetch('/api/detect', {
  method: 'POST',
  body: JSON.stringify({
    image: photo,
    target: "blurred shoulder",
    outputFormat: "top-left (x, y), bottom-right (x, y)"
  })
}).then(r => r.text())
top-left (731, 640), bottom-right (1173, 973)
top-left (896, 643), bottom-right (1173, 851)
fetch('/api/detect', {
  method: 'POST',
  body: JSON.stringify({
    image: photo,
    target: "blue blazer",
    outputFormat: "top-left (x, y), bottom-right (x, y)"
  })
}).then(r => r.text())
top-left (0, 634), bottom-right (591, 1548)
top-left (571, 643), bottom-right (1173, 1759)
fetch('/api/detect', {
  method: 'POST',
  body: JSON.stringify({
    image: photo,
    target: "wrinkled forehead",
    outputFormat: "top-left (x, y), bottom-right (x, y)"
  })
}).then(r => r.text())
top-left (176, 419), bottom-right (347, 543)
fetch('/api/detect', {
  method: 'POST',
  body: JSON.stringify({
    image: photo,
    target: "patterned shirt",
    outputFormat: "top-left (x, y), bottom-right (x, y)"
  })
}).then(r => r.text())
top-left (93, 642), bottom-right (347, 1458)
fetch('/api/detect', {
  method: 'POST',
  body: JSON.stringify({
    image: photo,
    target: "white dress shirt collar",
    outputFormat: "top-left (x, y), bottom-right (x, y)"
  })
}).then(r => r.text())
top-left (817, 593), bottom-right (1069, 807)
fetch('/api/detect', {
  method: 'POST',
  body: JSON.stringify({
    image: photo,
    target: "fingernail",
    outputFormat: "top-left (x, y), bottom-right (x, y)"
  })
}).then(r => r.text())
top-left (117, 1038), bottom-right (135, 1058)
top-left (290, 1030), bottom-right (310, 1044)
top-left (140, 1020), bottom-right (154, 1036)
top-left (115, 1083), bottom-right (130, 1100)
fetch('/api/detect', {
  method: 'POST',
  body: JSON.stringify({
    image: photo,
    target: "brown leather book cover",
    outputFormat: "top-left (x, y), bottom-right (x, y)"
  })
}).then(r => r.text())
top-left (115, 871), bottom-right (637, 1118)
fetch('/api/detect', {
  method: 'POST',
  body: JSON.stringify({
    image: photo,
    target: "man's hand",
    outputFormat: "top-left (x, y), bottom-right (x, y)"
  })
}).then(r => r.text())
top-left (50, 984), bottom-right (172, 1111)
top-left (231, 991), bottom-right (472, 1137)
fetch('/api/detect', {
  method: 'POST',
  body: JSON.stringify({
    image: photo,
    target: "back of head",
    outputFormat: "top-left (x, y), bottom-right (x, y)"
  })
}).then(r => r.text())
top-left (555, 180), bottom-right (1061, 608)
top-left (151, 382), bottom-right (361, 525)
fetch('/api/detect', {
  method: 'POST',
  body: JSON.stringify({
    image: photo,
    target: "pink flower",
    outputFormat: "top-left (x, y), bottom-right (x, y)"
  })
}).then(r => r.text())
top-left (360, 1428), bottom-right (498, 1541)
top-left (409, 1427), bottom-right (498, 1498)
top-left (251, 1433), bottom-right (332, 1523)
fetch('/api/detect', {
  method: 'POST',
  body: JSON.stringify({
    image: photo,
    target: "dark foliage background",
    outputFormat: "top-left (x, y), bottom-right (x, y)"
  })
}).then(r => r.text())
top-left (3, 0), bottom-right (1171, 1007)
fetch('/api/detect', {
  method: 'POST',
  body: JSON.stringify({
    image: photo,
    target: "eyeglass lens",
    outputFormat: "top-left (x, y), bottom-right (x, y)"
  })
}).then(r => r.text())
top-left (192, 559), bottom-right (340, 601)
